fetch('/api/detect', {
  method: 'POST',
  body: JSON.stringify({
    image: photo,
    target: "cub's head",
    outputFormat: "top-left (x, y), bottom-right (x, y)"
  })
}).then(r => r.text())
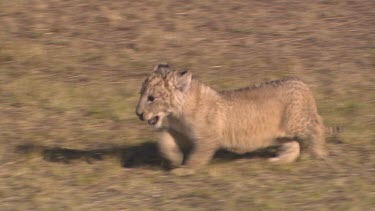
top-left (135, 64), bottom-right (193, 128)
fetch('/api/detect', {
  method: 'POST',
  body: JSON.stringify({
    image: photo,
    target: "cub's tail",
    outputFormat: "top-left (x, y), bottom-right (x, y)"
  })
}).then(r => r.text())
top-left (325, 126), bottom-right (343, 136)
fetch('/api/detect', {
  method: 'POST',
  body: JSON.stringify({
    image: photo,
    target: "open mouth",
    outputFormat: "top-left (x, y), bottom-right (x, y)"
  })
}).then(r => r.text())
top-left (147, 116), bottom-right (159, 126)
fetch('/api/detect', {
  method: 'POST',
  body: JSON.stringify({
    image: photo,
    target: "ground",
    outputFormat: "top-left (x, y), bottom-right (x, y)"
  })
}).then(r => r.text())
top-left (0, 0), bottom-right (374, 210)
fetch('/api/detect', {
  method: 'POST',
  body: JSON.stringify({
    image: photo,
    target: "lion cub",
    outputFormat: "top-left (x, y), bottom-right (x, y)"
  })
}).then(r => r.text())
top-left (136, 64), bottom-right (328, 175)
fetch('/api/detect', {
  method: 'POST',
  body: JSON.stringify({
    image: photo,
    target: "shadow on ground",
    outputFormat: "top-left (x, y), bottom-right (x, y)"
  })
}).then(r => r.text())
top-left (15, 142), bottom-right (277, 169)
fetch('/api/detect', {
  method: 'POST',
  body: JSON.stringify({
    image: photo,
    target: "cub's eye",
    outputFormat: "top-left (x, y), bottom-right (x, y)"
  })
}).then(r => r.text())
top-left (147, 95), bottom-right (155, 102)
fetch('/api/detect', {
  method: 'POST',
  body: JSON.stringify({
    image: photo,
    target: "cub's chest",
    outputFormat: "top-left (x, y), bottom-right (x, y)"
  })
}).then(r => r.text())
top-left (167, 116), bottom-right (196, 136)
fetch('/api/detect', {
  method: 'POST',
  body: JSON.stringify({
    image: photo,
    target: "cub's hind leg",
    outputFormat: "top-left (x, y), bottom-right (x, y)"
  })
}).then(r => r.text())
top-left (293, 115), bottom-right (328, 159)
top-left (283, 93), bottom-right (328, 159)
top-left (269, 141), bottom-right (300, 164)
top-left (305, 121), bottom-right (328, 159)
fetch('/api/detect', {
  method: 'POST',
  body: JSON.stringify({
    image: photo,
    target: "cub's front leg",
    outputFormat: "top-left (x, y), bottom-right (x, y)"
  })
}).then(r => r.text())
top-left (171, 135), bottom-right (218, 176)
top-left (158, 130), bottom-right (184, 168)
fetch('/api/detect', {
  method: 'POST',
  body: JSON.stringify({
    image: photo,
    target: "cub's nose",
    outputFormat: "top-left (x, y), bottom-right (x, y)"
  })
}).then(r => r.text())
top-left (136, 110), bottom-right (145, 121)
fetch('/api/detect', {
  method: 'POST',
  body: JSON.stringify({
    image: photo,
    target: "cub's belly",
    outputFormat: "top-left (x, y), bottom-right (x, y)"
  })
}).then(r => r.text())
top-left (220, 130), bottom-right (283, 154)
top-left (220, 112), bottom-right (285, 153)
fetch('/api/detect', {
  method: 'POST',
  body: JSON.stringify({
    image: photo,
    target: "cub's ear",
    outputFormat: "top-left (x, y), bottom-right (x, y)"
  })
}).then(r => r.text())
top-left (174, 70), bottom-right (192, 92)
top-left (153, 63), bottom-right (171, 75)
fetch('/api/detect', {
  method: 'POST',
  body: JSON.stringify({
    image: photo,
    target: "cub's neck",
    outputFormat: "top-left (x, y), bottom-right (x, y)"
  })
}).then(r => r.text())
top-left (177, 79), bottom-right (221, 117)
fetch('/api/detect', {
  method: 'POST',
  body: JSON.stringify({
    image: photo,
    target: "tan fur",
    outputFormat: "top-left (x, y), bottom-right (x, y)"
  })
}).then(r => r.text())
top-left (136, 64), bottom-right (329, 174)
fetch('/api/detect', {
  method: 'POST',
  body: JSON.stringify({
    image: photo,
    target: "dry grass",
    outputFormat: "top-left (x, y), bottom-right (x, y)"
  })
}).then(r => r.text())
top-left (0, 0), bottom-right (374, 210)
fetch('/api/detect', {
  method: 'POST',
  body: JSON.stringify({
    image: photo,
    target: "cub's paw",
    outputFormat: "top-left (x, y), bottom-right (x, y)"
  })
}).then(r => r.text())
top-left (268, 157), bottom-right (281, 163)
top-left (170, 167), bottom-right (196, 176)
top-left (314, 149), bottom-right (329, 160)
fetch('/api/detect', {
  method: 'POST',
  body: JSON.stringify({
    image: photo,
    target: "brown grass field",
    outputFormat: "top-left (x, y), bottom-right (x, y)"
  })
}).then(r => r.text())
top-left (0, 0), bottom-right (374, 210)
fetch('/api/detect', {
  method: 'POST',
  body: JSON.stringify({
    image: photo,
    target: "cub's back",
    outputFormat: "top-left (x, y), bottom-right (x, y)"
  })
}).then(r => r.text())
top-left (219, 77), bottom-right (309, 103)
top-left (218, 77), bottom-right (312, 130)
